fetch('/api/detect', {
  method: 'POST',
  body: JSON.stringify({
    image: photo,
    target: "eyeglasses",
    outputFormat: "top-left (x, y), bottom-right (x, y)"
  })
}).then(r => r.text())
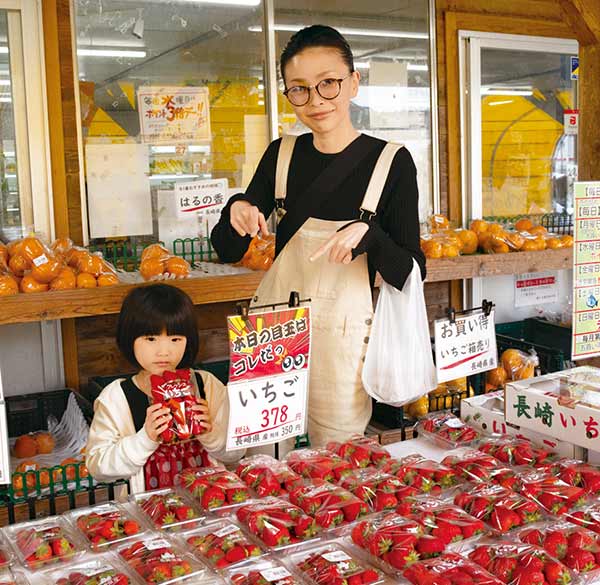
top-left (283, 74), bottom-right (352, 106)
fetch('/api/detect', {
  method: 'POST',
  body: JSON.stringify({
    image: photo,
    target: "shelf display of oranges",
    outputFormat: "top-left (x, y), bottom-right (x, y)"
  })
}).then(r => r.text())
top-left (139, 243), bottom-right (192, 280)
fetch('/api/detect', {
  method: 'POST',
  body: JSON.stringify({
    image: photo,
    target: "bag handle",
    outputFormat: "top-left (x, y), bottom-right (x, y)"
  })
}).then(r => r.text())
top-left (275, 134), bottom-right (297, 203)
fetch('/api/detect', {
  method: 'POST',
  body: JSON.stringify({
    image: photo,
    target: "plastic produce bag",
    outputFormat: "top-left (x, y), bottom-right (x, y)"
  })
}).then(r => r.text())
top-left (362, 260), bottom-right (436, 406)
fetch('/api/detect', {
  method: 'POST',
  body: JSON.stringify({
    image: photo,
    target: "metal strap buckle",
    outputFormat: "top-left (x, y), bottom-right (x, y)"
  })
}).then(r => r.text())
top-left (359, 208), bottom-right (376, 222)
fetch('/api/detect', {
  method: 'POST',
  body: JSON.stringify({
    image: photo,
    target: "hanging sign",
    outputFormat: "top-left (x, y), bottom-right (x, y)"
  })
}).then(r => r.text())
top-left (434, 310), bottom-right (497, 383)
top-left (564, 109), bottom-right (579, 135)
top-left (175, 178), bottom-right (228, 218)
top-left (225, 306), bottom-right (311, 451)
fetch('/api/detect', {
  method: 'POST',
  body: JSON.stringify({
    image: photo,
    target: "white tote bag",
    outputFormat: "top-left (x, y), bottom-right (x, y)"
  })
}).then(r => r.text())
top-left (362, 260), bottom-right (437, 406)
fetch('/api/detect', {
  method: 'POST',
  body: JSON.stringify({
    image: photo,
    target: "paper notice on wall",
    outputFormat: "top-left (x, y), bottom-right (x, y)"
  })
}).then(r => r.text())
top-left (85, 143), bottom-right (153, 238)
top-left (368, 61), bottom-right (409, 129)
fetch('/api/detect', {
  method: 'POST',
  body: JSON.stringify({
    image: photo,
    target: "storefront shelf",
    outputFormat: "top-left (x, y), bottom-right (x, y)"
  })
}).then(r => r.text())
top-left (0, 248), bottom-right (573, 326)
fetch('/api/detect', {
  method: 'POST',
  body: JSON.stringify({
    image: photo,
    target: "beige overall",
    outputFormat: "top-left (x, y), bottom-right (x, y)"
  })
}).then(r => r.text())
top-left (252, 136), bottom-right (403, 448)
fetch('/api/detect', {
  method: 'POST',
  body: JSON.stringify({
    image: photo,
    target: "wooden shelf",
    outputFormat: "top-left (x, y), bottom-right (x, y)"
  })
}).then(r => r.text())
top-left (0, 248), bottom-right (573, 326)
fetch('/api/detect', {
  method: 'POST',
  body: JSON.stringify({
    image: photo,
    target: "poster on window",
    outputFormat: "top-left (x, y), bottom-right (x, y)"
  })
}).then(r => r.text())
top-left (137, 86), bottom-right (211, 144)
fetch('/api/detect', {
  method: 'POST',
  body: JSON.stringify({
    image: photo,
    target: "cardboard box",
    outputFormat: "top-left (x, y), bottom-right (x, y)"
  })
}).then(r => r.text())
top-left (505, 366), bottom-right (600, 452)
top-left (462, 391), bottom-right (581, 458)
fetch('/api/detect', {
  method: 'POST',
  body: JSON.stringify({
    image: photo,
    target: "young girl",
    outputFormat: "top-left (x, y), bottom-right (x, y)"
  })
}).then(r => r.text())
top-left (86, 283), bottom-right (239, 494)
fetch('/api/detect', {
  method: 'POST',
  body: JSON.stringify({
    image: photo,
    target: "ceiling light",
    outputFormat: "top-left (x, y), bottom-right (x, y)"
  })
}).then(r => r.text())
top-left (408, 64), bottom-right (428, 71)
top-left (77, 49), bottom-right (147, 58)
top-left (482, 88), bottom-right (533, 96)
top-left (355, 62), bottom-right (370, 69)
top-left (0, 47), bottom-right (8, 54)
top-left (489, 99), bottom-right (515, 106)
top-left (188, 145), bottom-right (211, 153)
top-left (189, 0), bottom-right (259, 5)
top-left (0, 97), bottom-right (11, 103)
top-left (248, 24), bottom-right (427, 39)
top-left (0, 79), bottom-right (10, 85)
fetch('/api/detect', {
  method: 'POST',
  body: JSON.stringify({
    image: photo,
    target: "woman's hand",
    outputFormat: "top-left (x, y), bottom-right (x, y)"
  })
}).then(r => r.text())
top-left (191, 398), bottom-right (213, 434)
top-left (144, 404), bottom-right (172, 442)
top-left (230, 201), bottom-right (270, 238)
top-left (309, 222), bottom-right (369, 264)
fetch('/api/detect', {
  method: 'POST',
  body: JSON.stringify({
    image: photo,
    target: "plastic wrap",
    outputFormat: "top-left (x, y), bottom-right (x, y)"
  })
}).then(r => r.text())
top-left (284, 448), bottom-right (353, 483)
top-left (42, 554), bottom-right (134, 585)
top-left (235, 454), bottom-right (303, 497)
top-left (325, 436), bottom-right (392, 469)
top-left (130, 489), bottom-right (203, 532)
top-left (416, 412), bottom-right (480, 449)
top-left (226, 558), bottom-right (301, 585)
top-left (239, 234), bottom-right (275, 272)
top-left (554, 459), bottom-right (600, 495)
top-left (441, 448), bottom-right (518, 489)
top-left (384, 453), bottom-right (460, 494)
top-left (478, 436), bottom-right (555, 468)
top-left (499, 349), bottom-right (538, 381)
top-left (139, 245), bottom-right (191, 281)
top-left (403, 553), bottom-right (504, 585)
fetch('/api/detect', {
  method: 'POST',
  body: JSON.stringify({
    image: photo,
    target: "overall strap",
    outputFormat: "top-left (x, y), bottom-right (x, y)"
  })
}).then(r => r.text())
top-left (359, 142), bottom-right (404, 220)
top-left (275, 134), bottom-right (298, 203)
top-left (192, 370), bottom-right (206, 401)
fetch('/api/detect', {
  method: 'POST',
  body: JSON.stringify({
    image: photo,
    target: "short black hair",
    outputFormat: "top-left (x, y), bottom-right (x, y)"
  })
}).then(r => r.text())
top-left (117, 284), bottom-right (199, 369)
top-left (280, 25), bottom-right (354, 84)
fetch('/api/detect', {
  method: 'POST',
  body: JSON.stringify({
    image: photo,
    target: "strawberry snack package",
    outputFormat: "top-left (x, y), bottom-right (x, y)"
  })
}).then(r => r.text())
top-left (41, 555), bottom-right (135, 585)
top-left (174, 467), bottom-right (250, 512)
top-left (403, 553), bottom-right (504, 585)
top-left (65, 502), bottom-right (145, 552)
top-left (235, 454), bottom-right (303, 497)
top-left (130, 488), bottom-right (204, 532)
top-left (284, 448), bottom-right (353, 483)
top-left (3, 516), bottom-right (84, 570)
top-left (235, 496), bottom-right (320, 550)
top-left (325, 435), bottom-right (392, 469)
top-left (288, 541), bottom-right (383, 584)
top-left (183, 520), bottom-right (264, 570)
top-left (384, 453), bottom-right (460, 494)
top-left (150, 370), bottom-right (204, 442)
top-left (416, 412), bottom-right (480, 449)
top-left (225, 558), bottom-right (303, 585)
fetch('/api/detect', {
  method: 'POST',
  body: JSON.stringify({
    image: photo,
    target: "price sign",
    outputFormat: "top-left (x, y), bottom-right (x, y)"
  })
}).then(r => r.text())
top-left (434, 310), bottom-right (497, 383)
top-left (175, 178), bottom-right (228, 217)
top-left (225, 306), bottom-right (311, 451)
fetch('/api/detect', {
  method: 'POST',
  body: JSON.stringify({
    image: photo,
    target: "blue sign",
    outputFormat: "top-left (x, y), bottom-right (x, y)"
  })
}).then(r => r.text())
top-left (571, 56), bottom-right (579, 80)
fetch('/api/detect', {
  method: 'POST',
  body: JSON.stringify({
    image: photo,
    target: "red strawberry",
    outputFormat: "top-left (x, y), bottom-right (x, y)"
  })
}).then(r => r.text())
top-left (544, 532), bottom-right (568, 560)
top-left (490, 556), bottom-right (518, 582)
top-left (490, 507), bottom-right (520, 532)
top-left (512, 567), bottom-right (545, 585)
top-left (385, 545), bottom-right (419, 569)
top-left (564, 549), bottom-right (596, 573)
top-left (201, 486), bottom-right (225, 509)
top-left (567, 530), bottom-right (596, 550)
top-left (415, 536), bottom-right (445, 558)
top-left (521, 528), bottom-right (544, 546)
top-left (469, 547), bottom-right (494, 570)
top-left (123, 520), bottom-right (139, 536)
top-left (544, 560), bottom-right (572, 585)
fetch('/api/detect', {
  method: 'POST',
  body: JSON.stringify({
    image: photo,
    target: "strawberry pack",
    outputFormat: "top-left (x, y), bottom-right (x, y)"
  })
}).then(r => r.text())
top-left (0, 534), bottom-right (12, 569)
top-left (553, 459), bottom-right (600, 495)
top-left (289, 542), bottom-right (382, 584)
top-left (563, 501), bottom-right (600, 535)
top-left (226, 559), bottom-right (302, 585)
top-left (43, 556), bottom-right (134, 585)
top-left (478, 436), bottom-right (555, 468)
top-left (340, 468), bottom-right (418, 511)
top-left (384, 454), bottom-right (459, 494)
top-left (235, 455), bottom-right (303, 497)
top-left (284, 448), bottom-right (353, 483)
top-left (467, 539), bottom-right (573, 585)
top-left (117, 534), bottom-right (206, 585)
top-left (174, 467), bottom-right (250, 511)
top-left (150, 370), bottom-right (203, 442)
top-left (288, 480), bottom-right (369, 529)
top-left (184, 520), bottom-right (264, 569)
top-left (403, 553), bottom-right (504, 585)
top-left (235, 496), bottom-right (320, 549)
top-left (453, 484), bottom-right (543, 533)
top-left (442, 448), bottom-right (518, 488)
top-left (0, 568), bottom-right (29, 585)
top-left (416, 412), bottom-right (481, 449)
top-left (5, 517), bottom-right (83, 569)
top-left (66, 502), bottom-right (144, 551)
top-left (325, 435), bottom-right (392, 469)
top-left (131, 489), bottom-right (203, 532)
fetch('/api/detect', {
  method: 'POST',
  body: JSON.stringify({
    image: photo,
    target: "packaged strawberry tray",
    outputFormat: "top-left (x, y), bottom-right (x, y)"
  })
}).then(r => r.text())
top-left (41, 555), bottom-right (135, 585)
top-left (478, 436), bottom-right (555, 468)
top-left (0, 533), bottom-right (12, 570)
top-left (284, 448), bottom-right (353, 483)
top-left (562, 501), bottom-right (600, 535)
top-left (453, 484), bottom-right (543, 534)
top-left (226, 558), bottom-right (303, 585)
top-left (150, 369), bottom-right (204, 442)
top-left (116, 534), bottom-right (207, 585)
top-left (174, 467), bottom-right (251, 511)
top-left (288, 541), bottom-right (383, 585)
top-left (0, 568), bottom-right (30, 585)
top-left (384, 453), bottom-right (460, 494)
top-left (325, 435), bottom-right (392, 469)
top-left (340, 467), bottom-right (418, 512)
top-left (131, 488), bottom-right (203, 532)
top-left (553, 459), bottom-right (600, 496)
top-left (466, 539), bottom-right (574, 585)
top-left (65, 502), bottom-right (145, 551)
top-left (235, 497), bottom-right (320, 550)
top-left (416, 412), bottom-right (480, 449)
top-left (442, 448), bottom-right (518, 489)
top-left (236, 455), bottom-right (303, 497)
top-left (4, 516), bottom-right (84, 569)
top-left (403, 553), bottom-right (504, 585)
top-left (183, 520), bottom-right (264, 569)
top-left (288, 480), bottom-right (369, 529)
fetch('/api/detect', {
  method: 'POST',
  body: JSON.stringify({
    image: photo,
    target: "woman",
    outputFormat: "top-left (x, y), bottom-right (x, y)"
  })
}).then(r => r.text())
top-left (211, 25), bottom-right (425, 447)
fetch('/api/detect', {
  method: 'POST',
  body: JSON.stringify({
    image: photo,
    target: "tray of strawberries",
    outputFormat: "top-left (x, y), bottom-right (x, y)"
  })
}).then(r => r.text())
top-left (43, 555), bottom-right (135, 585)
top-left (65, 502), bottom-right (144, 551)
top-left (284, 448), bottom-right (353, 483)
top-left (235, 497), bottom-right (320, 550)
top-left (226, 559), bottom-right (303, 585)
top-left (383, 453), bottom-right (460, 494)
top-left (453, 484), bottom-right (543, 534)
top-left (174, 467), bottom-right (251, 511)
top-left (131, 488), bottom-right (204, 532)
top-left (416, 412), bottom-right (480, 449)
top-left (478, 436), bottom-right (555, 468)
top-left (0, 534), bottom-right (12, 570)
top-left (561, 501), bottom-right (600, 535)
top-left (403, 553), bottom-right (504, 585)
top-left (289, 541), bottom-right (383, 584)
top-left (467, 539), bottom-right (574, 585)
top-left (117, 534), bottom-right (207, 585)
top-left (288, 480), bottom-right (369, 530)
top-left (0, 568), bottom-right (29, 585)
top-left (340, 468), bottom-right (418, 511)
top-left (184, 520), bottom-right (264, 569)
top-left (553, 459), bottom-right (600, 496)
top-left (236, 455), bottom-right (303, 497)
top-left (325, 435), bottom-right (392, 469)
top-left (442, 448), bottom-right (518, 489)
top-left (4, 516), bottom-right (83, 569)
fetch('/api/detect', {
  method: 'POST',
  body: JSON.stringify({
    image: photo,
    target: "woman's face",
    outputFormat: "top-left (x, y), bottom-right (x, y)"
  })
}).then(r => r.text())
top-left (283, 46), bottom-right (359, 136)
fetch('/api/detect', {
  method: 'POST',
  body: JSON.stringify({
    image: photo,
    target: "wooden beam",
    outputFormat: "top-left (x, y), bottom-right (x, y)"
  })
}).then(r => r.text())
top-left (557, 0), bottom-right (600, 45)
top-left (578, 43), bottom-right (600, 181)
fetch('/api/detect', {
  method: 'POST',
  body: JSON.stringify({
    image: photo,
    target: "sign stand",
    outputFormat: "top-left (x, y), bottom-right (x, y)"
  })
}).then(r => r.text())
top-left (447, 299), bottom-right (494, 324)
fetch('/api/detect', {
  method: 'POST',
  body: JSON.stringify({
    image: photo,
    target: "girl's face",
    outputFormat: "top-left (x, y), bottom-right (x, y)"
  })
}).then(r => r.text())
top-left (133, 331), bottom-right (187, 376)
top-left (283, 46), bottom-right (359, 136)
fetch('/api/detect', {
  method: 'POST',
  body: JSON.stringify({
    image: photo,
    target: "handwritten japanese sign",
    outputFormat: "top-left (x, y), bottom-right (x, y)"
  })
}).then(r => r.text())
top-left (225, 307), bottom-right (311, 451)
top-left (434, 310), bottom-right (497, 383)
top-left (514, 272), bottom-right (559, 307)
top-left (175, 179), bottom-right (228, 217)
top-left (573, 182), bottom-right (600, 360)
top-left (137, 86), bottom-right (211, 144)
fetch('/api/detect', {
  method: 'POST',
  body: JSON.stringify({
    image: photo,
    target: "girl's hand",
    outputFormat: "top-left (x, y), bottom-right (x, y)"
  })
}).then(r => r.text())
top-left (309, 222), bottom-right (369, 264)
top-left (191, 398), bottom-right (213, 434)
top-left (144, 404), bottom-right (172, 442)
top-left (230, 201), bottom-right (269, 238)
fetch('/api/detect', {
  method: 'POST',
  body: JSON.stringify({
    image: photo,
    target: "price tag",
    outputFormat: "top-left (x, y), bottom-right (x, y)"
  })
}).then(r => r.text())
top-left (214, 524), bottom-right (240, 539)
top-left (445, 418), bottom-right (465, 429)
top-left (260, 567), bottom-right (292, 581)
top-left (146, 539), bottom-right (171, 550)
top-left (322, 550), bottom-right (352, 562)
top-left (32, 254), bottom-right (48, 267)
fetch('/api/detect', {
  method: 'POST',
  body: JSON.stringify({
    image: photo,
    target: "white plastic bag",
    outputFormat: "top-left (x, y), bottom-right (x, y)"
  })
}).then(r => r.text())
top-left (362, 260), bottom-right (437, 406)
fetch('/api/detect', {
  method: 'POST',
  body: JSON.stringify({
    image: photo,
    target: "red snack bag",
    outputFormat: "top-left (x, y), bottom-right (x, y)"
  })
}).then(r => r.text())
top-left (326, 435), bottom-right (392, 468)
top-left (404, 553), bottom-right (504, 585)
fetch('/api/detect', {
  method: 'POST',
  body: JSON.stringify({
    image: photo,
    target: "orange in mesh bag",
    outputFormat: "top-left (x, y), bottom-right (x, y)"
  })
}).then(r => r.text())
top-left (240, 234), bottom-right (275, 271)
top-left (139, 244), bottom-right (191, 280)
top-left (0, 267), bottom-right (18, 296)
top-left (501, 348), bottom-right (538, 381)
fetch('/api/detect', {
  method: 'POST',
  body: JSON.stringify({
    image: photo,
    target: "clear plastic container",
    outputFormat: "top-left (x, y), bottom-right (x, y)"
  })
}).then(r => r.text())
top-left (416, 412), bottom-right (480, 450)
top-left (441, 448), bottom-right (518, 488)
top-left (0, 567), bottom-right (33, 585)
top-left (403, 553), bottom-right (504, 585)
top-left (477, 435), bottom-right (555, 468)
top-left (130, 488), bottom-right (204, 532)
top-left (325, 435), bottom-right (392, 469)
top-left (40, 553), bottom-right (135, 585)
top-left (383, 453), bottom-right (460, 494)
top-left (283, 448), bottom-right (353, 483)
top-left (553, 458), bottom-right (600, 496)
top-left (0, 532), bottom-right (13, 570)
top-left (235, 455), bottom-right (303, 497)
top-left (224, 558), bottom-right (305, 585)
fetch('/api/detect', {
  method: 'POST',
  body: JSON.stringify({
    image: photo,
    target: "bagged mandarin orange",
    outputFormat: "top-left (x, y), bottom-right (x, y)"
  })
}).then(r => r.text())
top-left (0, 270), bottom-right (19, 296)
top-left (240, 234), bottom-right (275, 271)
